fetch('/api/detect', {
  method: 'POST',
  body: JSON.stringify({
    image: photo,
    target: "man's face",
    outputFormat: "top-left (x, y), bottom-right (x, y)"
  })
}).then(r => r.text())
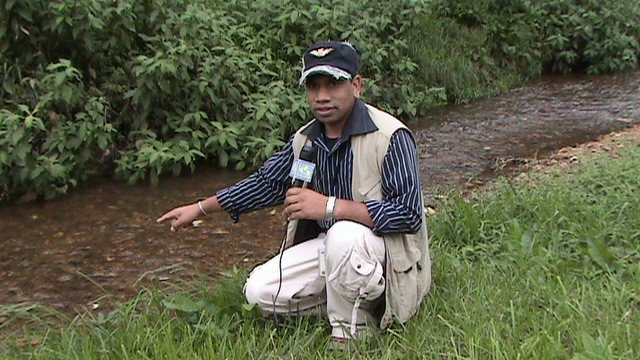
top-left (304, 74), bottom-right (362, 129)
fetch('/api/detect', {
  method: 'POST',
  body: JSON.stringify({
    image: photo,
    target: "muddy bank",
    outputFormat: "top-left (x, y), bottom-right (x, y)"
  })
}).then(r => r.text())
top-left (1, 69), bottom-right (639, 314)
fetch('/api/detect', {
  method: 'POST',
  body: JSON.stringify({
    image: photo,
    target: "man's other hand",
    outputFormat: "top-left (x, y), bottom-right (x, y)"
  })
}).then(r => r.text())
top-left (283, 188), bottom-right (328, 221)
top-left (156, 204), bottom-right (201, 231)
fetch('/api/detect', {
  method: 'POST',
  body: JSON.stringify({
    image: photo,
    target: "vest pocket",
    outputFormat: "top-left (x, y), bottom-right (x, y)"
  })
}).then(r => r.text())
top-left (328, 246), bottom-right (385, 301)
top-left (387, 262), bottom-right (419, 322)
top-left (385, 234), bottom-right (422, 273)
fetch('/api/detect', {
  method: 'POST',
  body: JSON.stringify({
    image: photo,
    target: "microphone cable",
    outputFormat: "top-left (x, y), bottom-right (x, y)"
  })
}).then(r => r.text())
top-left (273, 218), bottom-right (289, 329)
top-left (272, 142), bottom-right (316, 330)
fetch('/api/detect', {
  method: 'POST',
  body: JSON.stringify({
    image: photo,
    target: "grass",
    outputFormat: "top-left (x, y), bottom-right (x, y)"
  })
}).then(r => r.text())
top-left (1, 143), bottom-right (639, 359)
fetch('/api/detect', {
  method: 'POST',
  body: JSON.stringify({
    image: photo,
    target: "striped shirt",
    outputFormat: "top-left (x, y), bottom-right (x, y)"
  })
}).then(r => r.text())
top-left (217, 100), bottom-right (423, 234)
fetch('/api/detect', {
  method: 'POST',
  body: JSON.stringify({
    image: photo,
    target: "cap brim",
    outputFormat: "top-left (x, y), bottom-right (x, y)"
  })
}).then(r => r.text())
top-left (299, 65), bottom-right (353, 85)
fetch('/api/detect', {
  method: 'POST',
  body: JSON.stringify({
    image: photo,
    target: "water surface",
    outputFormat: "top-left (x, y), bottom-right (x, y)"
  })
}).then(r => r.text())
top-left (1, 70), bottom-right (639, 313)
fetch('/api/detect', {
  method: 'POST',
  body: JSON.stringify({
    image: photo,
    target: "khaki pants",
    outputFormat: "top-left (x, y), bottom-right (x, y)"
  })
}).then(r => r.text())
top-left (244, 221), bottom-right (386, 339)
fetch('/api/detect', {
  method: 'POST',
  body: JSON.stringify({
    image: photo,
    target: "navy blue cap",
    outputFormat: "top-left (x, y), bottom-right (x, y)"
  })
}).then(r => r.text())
top-left (299, 41), bottom-right (360, 85)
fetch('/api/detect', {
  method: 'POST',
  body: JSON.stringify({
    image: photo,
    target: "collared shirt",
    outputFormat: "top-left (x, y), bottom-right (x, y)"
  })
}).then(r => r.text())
top-left (216, 100), bottom-right (423, 234)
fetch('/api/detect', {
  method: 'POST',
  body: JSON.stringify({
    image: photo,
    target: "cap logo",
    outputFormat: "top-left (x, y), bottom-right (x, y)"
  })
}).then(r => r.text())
top-left (310, 47), bottom-right (333, 57)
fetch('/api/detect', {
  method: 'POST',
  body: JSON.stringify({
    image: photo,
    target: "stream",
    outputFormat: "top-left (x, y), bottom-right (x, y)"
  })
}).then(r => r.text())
top-left (1, 69), bottom-right (638, 314)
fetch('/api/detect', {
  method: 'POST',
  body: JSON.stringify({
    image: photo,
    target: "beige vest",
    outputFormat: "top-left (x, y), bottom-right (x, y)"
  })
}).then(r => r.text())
top-left (288, 104), bottom-right (431, 329)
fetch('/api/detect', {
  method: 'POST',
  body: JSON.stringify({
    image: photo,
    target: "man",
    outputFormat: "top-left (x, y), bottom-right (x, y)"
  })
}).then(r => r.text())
top-left (157, 41), bottom-right (431, 342)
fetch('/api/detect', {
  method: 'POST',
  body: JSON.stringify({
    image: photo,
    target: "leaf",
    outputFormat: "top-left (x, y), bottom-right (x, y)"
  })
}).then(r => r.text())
top-left (149, 151), bottom-right (158, 164)
top-left (16, 6), bottom-right (33, 22)
top-left (219, 150), bottom-right (229, 167)
top-left (256, 107), bottom-right (266, 121)
top-left (241, 303), bottom-right (256, 317)
top-left (290, 10), bottom-right (299, 22)
top-left (11, 127), bottom-right (25, 144)
top-left (571, 333), bottom-right (616, 360)
top-left (183, 152), bottom-right (192, 164)
top-left (191, 149), bottom-right (205, 158)
top-left (54, 72), bottom-right (65, 86)
top-left (150, 168), bottom-right (159, 185)
top-left (171, 162), bottom-right (182, 176)
top-left (158, 79), bottom-right (170, 93)
top-left (5, 0), bottom-right (17, 11)
top-left (162, 295), bottom-right (204, 313)
top-left (0, 151), bottom-right (8, 165)
top-left (521, 230), bottom-right (533, 255)
top-left (49, 163), bottom-right (66, 179)
top-left (586, 237), bottom-right (616, 268)
top-left (30, 166), bottom-right (43, 180)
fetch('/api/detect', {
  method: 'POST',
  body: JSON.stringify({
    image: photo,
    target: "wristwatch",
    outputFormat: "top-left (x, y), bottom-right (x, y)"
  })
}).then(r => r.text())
top-left (325, 196), bottom-right (337, 220)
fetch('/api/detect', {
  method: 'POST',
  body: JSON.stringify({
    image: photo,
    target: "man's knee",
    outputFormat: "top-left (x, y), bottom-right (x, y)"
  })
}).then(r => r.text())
top-left (244, 267), bottom-right (270, 305)
top-left (325, 221), bottom-right (370, 256)
top-left (325, 221), bottom-right (385, 301)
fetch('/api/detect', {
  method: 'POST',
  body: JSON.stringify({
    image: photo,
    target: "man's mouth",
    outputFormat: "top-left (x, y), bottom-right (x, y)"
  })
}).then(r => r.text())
top-left (315, 107), bottom-right (336, 117)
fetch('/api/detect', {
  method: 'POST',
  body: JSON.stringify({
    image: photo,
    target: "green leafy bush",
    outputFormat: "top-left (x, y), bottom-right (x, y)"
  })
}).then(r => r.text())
top-left (431, 0), bottom-right (544, 80)
top-left (0, 59), bottom-right (115, 199)
top-left (537, 0), bottom-right (640, 74)
top-left (2, 0), bottom-right (446, 199)
top-left (431, 0), bottom-right (640, 75)
top-left (1, 0), bottom-right (639, 201)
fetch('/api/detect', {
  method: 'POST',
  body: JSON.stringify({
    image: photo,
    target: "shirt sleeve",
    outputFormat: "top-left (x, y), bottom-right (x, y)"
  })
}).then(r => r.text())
top-left (216, 136), bottom-right (294, 222)
top-left (365, 129), bottom-right (423, 234)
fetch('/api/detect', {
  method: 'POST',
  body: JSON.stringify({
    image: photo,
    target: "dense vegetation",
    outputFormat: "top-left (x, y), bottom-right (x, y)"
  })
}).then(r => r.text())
top-left (1, 0), bottom-right (639, 200)
top-left (2, 137), bottom-right (638, 359)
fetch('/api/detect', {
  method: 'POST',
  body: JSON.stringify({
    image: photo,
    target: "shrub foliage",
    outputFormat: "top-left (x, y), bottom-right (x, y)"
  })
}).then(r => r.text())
top-left (1, 0), bottom-right (639, 200)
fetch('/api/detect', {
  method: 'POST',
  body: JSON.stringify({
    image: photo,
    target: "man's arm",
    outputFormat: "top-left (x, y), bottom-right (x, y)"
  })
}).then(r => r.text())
top-left (157, 137), bottom-right (295, 230)
top-left (283, 188), bottom-right (374, 228)
top-left (215, 138), bottom-right (294, 220)
top-left (365, 129), bottom-right (423, 234)
top-left (155, 195), bottom-right (223, 231)
top-left (282, 129), bottom-right (422, 232)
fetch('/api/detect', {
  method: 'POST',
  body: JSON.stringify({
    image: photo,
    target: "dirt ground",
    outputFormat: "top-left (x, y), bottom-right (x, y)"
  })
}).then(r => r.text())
top-left (527, 123), bottom-right (640, 172)
top-left (463, 123), bottom-right (640, 194)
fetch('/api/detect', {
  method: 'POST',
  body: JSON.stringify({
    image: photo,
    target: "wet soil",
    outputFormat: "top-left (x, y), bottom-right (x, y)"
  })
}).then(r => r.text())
top-left (532, 123), bottom-right (640, 170)
top-left (1, 69), bottom-right (639, 315)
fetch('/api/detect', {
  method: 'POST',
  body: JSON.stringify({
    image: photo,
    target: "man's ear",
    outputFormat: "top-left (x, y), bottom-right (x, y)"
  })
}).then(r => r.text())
top-left (352, 75), bottom-right (363, 98)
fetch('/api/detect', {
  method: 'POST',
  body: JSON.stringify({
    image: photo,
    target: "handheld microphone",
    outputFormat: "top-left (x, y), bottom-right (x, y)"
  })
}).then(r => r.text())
top-left (275, 143), bottom-right (317, 328)
top-left (289, 144), bottom-right (317, 188)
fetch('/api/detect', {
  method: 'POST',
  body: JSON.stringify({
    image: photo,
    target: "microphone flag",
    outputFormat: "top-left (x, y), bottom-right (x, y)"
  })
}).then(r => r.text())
top-left (289, 144), bottom-right (317, 187)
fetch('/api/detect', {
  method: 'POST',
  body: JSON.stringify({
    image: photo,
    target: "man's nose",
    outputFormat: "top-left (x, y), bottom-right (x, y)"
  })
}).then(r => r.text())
top-left (314, 85), bottom-right (331, 102)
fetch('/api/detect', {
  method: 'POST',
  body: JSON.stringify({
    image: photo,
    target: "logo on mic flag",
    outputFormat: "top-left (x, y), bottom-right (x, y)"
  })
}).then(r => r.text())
top-left (289, 159), bottom-right (315, 183)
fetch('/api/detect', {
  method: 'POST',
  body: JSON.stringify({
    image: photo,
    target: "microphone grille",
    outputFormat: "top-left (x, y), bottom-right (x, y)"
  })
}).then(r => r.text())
top-left (299, 144), bottom-right (316, 163)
